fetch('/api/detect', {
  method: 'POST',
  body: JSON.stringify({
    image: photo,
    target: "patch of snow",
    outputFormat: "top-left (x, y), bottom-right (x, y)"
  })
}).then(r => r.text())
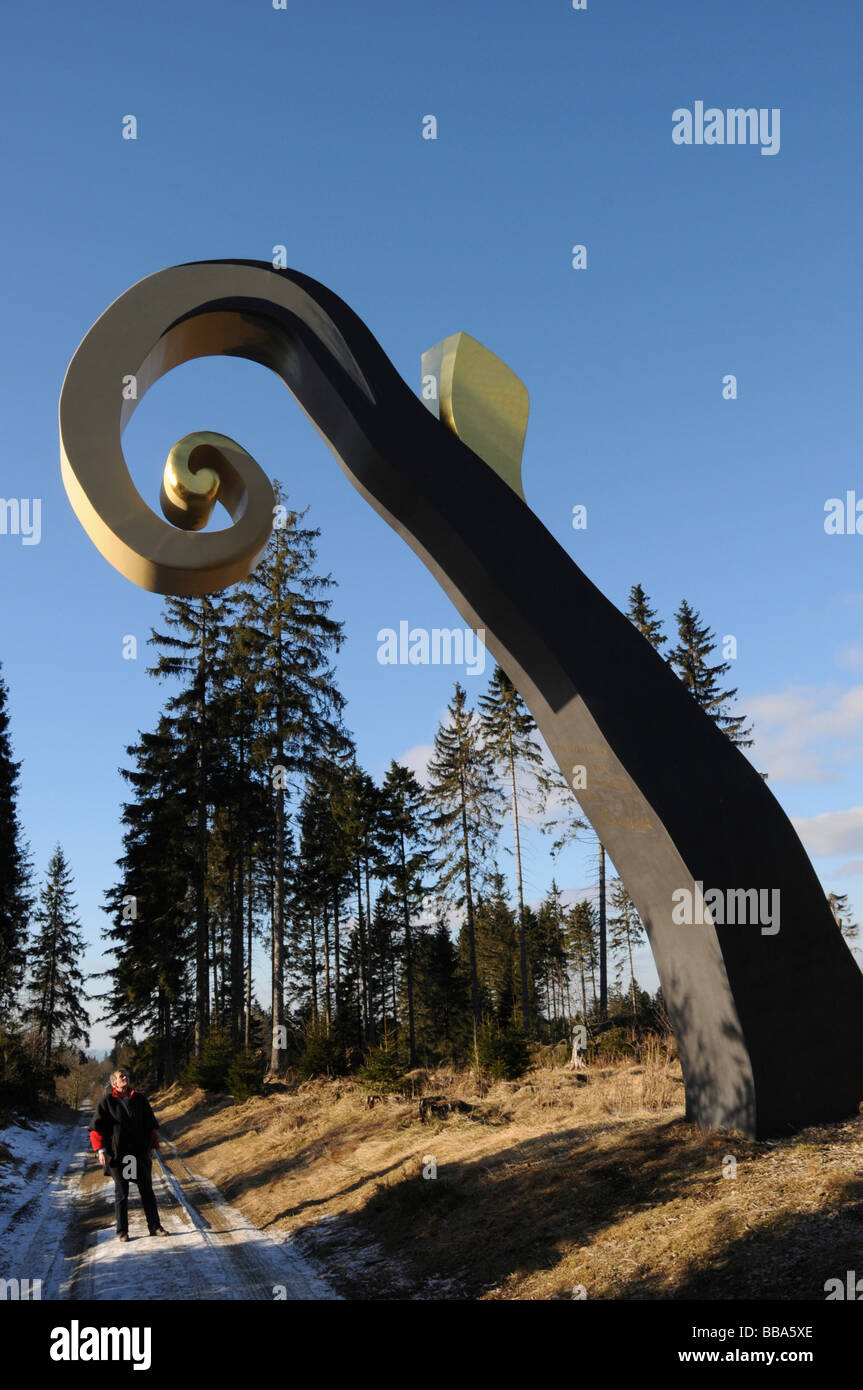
top-left (0, 1113), bottom-right (339, 1301)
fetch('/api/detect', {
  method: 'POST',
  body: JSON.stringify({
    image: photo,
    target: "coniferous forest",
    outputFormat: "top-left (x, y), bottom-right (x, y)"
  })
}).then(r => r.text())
top-left (2, 494), bottom-right (857, 1109)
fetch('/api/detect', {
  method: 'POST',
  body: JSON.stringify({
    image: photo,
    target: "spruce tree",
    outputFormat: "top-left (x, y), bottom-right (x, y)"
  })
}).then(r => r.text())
top-left (314, 760), bottom-right (357, 1038)
top-left (289, 830), bottom-right (321, 1028)
top-left (0, 666), bottom-right (31, 1017)
top-left (427, 683), bottom-right (504, 1040)
top-left (294, 775), bottom-right (344, 1032)
top-left (564, 900), bottom-right (598, 1020)
top-left (597, 839), bottom-right (608, 1021)
top-left (534, 881), bottom-right (571, 1039)
top-left (412, 916), bottom-right (470, 1062)
top-left (102, 717), bottom-right (196, 1084)
top-left (608, 878), bottom-right (646, 1018)
top-left (626, 583), bottom-right (667, 652)
top-left (235, 486), bottom-right (346, 1074)
top-left (328, 763), bottom-right (383, 1045)
top-left (668, 600), bottom-right (753, 746)
top-left (378, 761), bottom-right (433, 1065)
top-left (479, 665), bottom-right (546, 1036)
top-left (471, 871), bottom-right (520, 1026)
top-left (369, 886), bottom-right (402, 1040)
top-left (212, 605), bottom-right (271, 1047)
top-left (23, 846), bottom-right (89, 1068)
top-left (148, 594), bottom-right (230, 1054)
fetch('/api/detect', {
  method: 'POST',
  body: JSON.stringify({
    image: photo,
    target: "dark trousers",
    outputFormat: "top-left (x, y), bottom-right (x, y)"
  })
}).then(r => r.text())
top-left (110, 1152), bottom-right (160, 1235)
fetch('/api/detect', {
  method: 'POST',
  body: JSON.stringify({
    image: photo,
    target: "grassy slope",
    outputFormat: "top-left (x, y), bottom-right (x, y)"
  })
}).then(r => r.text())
top-left (151, 1051), bottom-right (863, 1301)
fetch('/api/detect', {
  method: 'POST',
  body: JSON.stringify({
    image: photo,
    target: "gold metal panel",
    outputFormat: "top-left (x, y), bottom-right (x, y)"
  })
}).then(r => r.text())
top-left (422, 332), bottom-right (529, 501)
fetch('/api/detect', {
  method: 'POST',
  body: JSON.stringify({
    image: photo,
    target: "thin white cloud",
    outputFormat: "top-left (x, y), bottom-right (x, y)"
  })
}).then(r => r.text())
top-left (746, 683), bottom-right (863, 783)
top-left (792, 806), bottom-right (863, 857)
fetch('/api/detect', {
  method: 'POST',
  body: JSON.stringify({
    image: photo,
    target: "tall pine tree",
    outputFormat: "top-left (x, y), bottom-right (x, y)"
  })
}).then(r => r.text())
top-left (533, 881), bottom-right (571, 1039)
top-left (471, 870), bottom-right (521, 1026)
top-left (378, 761), bottom-right (433, 1065)
top-left (427, 683), bottom-right (503, 1040)
top-left (23, 846), bottom-right (89, 1067)
top-left (608, 877), bottom-right (646, 1019)
top-left (148, 594), bottom-right (229, 1054)
top-left (479, 665), bottom-right (547, 1036)
top-left (0, 666), bottom-right (31, 1017)
top-left (668, 600), bottom-right (752, 746)
top-left (564, 900), bottom-right (598, 1020)
top-left (237, 488), bottom-right (346, 1073)
top-left (626, 583), bottom-right (667, 652)
top-left (102, 717), bottom-right (196, 1084)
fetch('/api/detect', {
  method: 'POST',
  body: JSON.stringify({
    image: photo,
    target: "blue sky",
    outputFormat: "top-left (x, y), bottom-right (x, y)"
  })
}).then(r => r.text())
top-left (1, 0), bottom-right (862, 1049)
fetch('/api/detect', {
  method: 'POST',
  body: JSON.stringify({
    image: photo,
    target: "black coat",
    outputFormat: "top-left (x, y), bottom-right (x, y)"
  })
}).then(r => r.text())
top-left (91, 1091), bottom-right (158, 1163)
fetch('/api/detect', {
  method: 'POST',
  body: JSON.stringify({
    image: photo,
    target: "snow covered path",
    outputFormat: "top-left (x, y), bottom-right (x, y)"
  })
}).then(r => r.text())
top-left (0, 1113), bottom-right (338, 1301)
top-left (0, 1116), bottom-right (84, 1299)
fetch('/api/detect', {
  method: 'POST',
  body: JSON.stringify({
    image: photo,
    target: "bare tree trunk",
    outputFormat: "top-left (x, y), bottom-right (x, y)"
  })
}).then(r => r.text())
top-left (508, 737), bottom-right (530, 1034)
top-left (245, 848), bottom-right (252, 1048)
top-left (399, 829), bottom-right (416, 1065)
top-left (270, 780), bottom-right (286, 1074)
top-left (195, 608), bottom-right (209, 1058)
top-left (628, 927), bottom-right (638, 1020)
top-left (390, 949), bottom-right (398, 1033)
top-left (322, 899), bottom-right (331, 1031)
top-left (44, 956), bottom-right (57, 1068)
top-left (356, 868), bottom-right (369, 1043)
top-left (333, 889), bottom-right (341, 1031)
top-left (215, 913), bottom-right (224, 1024)
top-left (227, 826), bottom-right (240, 1048)
top-left (364, 851), bottom-right (376, 1045)
top-left (460, 788), bottom-right (480, 1048)
top-left (163, 993), bottom-right (175, 1085)
top-left (598, 842), bottom-right (608, 1021)
top-left (579, 948), bottom-right (587, 1019)
top-left (233, 753), bottom-right (246, 1048)
top-left (310, 910), bottom-right (318, 1025)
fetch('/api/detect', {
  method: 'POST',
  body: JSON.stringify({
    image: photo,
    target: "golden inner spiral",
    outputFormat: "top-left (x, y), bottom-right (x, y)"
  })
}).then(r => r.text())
top-left (161, 436), bottom-right (227, 532)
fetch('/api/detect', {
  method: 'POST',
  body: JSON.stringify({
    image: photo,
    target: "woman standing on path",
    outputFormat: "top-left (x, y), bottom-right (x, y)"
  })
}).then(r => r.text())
top-left (89, 1068), bottom-right (168, 1242)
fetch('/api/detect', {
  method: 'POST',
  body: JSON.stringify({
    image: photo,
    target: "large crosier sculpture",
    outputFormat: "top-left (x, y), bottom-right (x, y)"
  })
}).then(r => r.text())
top-left (60, 259), bottom-right (863, 1139)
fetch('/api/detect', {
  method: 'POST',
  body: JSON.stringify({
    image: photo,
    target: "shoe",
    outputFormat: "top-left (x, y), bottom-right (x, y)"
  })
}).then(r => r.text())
top-left (150, 1227), bottom-right (168, 1237)
top-left (118, 1233), bottom-right (130, 1242)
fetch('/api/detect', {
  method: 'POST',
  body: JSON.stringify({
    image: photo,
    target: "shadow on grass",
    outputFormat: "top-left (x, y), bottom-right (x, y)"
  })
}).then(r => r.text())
top-left (615, 1182), bottom-right (863, 1301)
top-left (296, 1119), bottom-right (863, 1301)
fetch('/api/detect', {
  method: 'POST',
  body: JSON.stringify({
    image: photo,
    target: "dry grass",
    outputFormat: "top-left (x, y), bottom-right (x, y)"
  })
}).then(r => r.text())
top-left (151, 1048), bottom-right (863, 1301)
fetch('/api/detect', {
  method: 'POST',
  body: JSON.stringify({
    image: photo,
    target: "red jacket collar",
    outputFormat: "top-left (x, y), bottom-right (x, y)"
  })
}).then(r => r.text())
top-left (112, 1086), bottom-right (134, 1098)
